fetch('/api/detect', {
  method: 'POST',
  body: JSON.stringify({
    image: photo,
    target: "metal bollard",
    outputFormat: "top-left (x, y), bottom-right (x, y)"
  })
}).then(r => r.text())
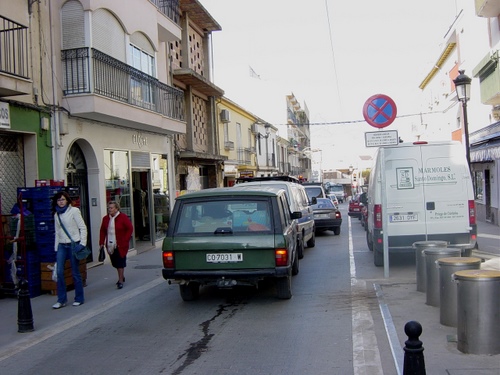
top-left (17, 279), bottom-right (34, 333)
top-left (403, 321), bottom-right (426, 375)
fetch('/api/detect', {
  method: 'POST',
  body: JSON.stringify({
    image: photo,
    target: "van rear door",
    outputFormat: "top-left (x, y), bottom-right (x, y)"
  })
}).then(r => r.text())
top-left (420, 143), bottom-right (473, 237)
top-left (384, 146), bottom-right (426, 240)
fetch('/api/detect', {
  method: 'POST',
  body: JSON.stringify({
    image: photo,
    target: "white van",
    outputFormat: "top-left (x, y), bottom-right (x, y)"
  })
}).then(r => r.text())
top-left (366, 141), bottom-right (477, 266)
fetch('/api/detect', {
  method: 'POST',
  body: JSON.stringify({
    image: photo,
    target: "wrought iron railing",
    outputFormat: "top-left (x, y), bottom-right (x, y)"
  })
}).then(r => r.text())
top-left (62, 48), bottom-right (185, 121)
top-left (0, 15), bottom-right (29, 79)
top-left (150, 0), bottom-right (181, 25)
top-left (237, 148), bottom-right (252, 165)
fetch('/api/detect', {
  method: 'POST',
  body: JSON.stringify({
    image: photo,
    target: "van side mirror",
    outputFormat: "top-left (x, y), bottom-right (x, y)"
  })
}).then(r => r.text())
top-left (310, 197), bottom-right (317, 205)
top-left (291, 211), bottom-right (302, 219)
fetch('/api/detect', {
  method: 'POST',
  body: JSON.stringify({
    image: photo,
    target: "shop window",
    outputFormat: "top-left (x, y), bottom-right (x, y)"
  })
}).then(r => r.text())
top-left (474, 170), bottom-right (483, 201)
top-left (104, 150), bottom-right (130, 214)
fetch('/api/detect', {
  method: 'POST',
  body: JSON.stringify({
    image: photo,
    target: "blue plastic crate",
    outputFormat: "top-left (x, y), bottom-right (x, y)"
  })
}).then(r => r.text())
top-left (35, 218), bottom-right (55, 232)
top-left (28, 283), bottom-right (42, 298)
top-left (34, 231), bottom-right (54, 244)
top-left (39, 253), bottom-right (56, 263)
top-left (32, 186), bottom-right (63, 199)
top-left (37, 242), bottom-right (55, 256)
top-left (17, 187), bottom-right (35, 199)
top-left (32, 198), bottom-right (53, 211)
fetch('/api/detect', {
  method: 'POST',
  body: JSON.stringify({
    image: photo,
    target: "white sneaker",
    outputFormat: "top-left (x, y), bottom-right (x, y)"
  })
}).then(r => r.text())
top-left (72, 302), bottom-right (83, 307)
top-left (52, 302), bottom-right (66, 309)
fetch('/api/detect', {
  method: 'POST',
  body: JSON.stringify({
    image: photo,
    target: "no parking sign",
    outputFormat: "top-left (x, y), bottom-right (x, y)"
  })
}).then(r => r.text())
top-left (363, 94), bottom-right (397, 129)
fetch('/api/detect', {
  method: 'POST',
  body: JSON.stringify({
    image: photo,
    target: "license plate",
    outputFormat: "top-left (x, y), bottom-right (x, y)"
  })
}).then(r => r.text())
top-left (390, 214), bottom-right (418, 222)
top-left (315, 213), bottom-right (330, 219)
top-left (206, 253), bottom-right (243, 263)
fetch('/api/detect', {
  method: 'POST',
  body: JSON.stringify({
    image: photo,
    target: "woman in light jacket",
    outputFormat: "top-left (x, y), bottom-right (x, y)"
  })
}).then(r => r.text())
top-left (52, 191), bottom-right (88, 309)
top-left (99, 200), bottom-right (134, 289)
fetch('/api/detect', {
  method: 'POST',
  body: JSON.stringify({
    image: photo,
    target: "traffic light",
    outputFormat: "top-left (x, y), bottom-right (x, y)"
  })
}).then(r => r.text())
top-left (352, 172), bottom-right (357, 182)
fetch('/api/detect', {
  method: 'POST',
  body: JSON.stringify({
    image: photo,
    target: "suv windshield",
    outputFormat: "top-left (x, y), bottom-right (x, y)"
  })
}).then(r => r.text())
top-left (304, 186), bottom-right (324, 201)
top-left (175, 199), bottom-right (272, 234)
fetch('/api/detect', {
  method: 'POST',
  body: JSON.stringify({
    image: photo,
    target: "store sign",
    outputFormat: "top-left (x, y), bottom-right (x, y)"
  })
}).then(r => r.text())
top-left (0, 102), bottom-right (10, 129)
top-left (132, 132), bottom-right (148, 148)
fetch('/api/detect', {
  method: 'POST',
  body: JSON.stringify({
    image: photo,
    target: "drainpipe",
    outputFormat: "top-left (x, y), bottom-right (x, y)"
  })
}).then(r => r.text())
top-left (48, 0), bottom-right (62, 180)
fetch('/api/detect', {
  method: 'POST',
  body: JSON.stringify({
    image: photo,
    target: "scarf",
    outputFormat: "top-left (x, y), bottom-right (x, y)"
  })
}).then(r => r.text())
top-left (107, 211), bottom-right (121, 250)
top-left (55, 205), bottom-right (69, 214)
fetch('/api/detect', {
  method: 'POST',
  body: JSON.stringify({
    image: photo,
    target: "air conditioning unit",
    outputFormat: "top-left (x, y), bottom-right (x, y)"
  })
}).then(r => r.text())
top-left (220, 109), bottom-right (231, 123)
top-left (251, 123), bottom-right (258, 134)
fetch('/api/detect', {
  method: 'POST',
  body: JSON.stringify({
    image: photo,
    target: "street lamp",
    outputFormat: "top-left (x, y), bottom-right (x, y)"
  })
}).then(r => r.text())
top-left (453, 70), bottom-right (472, 173)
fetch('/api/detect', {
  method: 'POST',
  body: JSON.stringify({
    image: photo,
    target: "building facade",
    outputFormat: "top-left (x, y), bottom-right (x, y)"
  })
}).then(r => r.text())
top-left (418, 0), bottom-right (499, 226)
top-left (0, 0), bottom-right (226, 262)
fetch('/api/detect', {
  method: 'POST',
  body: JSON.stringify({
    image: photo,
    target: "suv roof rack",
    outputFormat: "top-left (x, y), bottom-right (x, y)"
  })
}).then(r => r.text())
top-left (236, 175), bottom-right (300, 184)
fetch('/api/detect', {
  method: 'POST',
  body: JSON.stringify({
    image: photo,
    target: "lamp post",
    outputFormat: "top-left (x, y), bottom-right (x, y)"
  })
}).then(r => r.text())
top-left (453, 70), bottom-right (472, 174)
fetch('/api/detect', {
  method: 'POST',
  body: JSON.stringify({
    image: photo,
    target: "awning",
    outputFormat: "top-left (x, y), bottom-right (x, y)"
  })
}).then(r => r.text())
top-left (471, 138), bottom-right (500, 162)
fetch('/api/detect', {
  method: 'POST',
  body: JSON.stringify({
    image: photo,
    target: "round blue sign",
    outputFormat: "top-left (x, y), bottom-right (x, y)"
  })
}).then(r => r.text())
top-left (363, 94), bottom-right (397, 129)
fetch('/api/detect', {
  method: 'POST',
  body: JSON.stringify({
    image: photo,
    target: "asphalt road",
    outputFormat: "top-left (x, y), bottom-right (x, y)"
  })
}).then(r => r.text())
top-left (0, 203), bottom-right (498, 375)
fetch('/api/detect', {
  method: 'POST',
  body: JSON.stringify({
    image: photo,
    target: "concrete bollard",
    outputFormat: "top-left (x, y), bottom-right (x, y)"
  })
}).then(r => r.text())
top-left (403, 321), bottom-right (426, 375)
top-left (17, 279), bottom-right (34, 333)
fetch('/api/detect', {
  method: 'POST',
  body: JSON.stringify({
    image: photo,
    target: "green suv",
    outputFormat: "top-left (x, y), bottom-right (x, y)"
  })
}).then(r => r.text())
top-left (162, 187), bottom-right (301, 300)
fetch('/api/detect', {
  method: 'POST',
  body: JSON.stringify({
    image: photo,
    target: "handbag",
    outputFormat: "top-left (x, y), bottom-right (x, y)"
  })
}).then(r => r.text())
top-left (98, 245), bottom-right (106, 262)
top-left (57, 213), bottom-right (91, 260)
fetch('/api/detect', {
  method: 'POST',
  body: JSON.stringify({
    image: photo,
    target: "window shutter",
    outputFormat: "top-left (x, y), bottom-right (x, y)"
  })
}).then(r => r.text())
top-left (61, 0), bottom-right (85, 49)
top-left (92, 9), bottom-right (126, 61)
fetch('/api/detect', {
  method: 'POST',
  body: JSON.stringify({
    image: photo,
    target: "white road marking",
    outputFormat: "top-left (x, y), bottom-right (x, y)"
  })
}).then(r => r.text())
top-left (349, 216), bottom-right (384, 375)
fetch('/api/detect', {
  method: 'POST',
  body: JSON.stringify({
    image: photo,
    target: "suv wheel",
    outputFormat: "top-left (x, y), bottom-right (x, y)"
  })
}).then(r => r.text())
top-left (297, 239), bottom-right (305, 259)
top-left (179, 283), bottom-right (200, 301)
top-left (292, 249), bottom-right (299, 276)
top-left (306, 230), bottom-right (316, 248)
top-left (276, 274), bottom-right (292, 299)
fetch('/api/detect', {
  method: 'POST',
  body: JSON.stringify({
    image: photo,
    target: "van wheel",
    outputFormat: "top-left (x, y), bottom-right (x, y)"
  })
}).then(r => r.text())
top-left (292, 249), bottom-right (299, 276)
top-left (179, 283), bottom-right (200, 301)
top-left (366, 231), bottom-right (373, 251)
top-left (333, 226), bottom-right (341, 235)
top-left (306, 231), bottom-right (316, 248)
top-left (374, 248), bottom-right (383, 267)
top-left (297, 239), bottom-right (304, 259)
top-left (276, 275), bottom-right (292, 299)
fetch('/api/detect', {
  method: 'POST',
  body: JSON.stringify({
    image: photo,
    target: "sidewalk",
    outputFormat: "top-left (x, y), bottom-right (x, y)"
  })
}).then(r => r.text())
top-left (474, 219), bottom-right (500, 259)
top-left (0, 245), bottom-right (165, 361)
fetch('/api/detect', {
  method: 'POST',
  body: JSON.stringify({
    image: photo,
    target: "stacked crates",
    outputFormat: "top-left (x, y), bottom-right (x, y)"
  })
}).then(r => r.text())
top-left (1, 185), bottom-right (85, 298)
top-left (13, 186), bottom-right (62, 297)
top-left (30, 186), bottom-right (63, 263)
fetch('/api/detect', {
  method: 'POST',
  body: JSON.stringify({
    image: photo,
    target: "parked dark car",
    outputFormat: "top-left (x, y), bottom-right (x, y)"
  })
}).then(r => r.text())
top-left (312, 198), bottom-right (342, 235)
top-left (162, 187), bottom-right (301, 300)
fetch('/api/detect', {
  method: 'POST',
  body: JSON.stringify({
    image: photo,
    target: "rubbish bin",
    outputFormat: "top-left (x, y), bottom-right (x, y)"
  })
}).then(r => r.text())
top-left (454, 269), bottom-right (500, 355)
top-left (437, 257), bottom-right (481, 327)
top-left (447, 244), bottom-right (472, 257)
top-left (413, 241), bottom-right (448, 293)
top-left (423, 247), bottom-right (461, 307)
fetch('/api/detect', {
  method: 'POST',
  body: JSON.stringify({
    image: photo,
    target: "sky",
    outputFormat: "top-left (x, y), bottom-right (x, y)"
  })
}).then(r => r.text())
top-left (201, 0), bottom-right (460, 170)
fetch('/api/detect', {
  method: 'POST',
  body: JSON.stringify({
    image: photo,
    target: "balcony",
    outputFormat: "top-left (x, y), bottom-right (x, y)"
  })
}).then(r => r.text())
top-left (151, 0), bottom-right (181, 25)
top-left (475, 0), bottom-right (500, 17)
top-left (62, 48), bottom-right (185, 134)
top-left (473, 51), bottom-right (500, 106)
top-left (237, 148), bottom-right (252, 165)
top-left (0, 15), bottom-right (31, 97)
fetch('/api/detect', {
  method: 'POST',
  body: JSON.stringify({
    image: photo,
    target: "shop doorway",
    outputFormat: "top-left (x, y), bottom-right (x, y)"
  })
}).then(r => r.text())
top-left (66, 143), bottom-right (92, 258)
top-left (131, 170), bottom-right (153, 252)
top-left (485, 169), bottom-right (492, 222)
